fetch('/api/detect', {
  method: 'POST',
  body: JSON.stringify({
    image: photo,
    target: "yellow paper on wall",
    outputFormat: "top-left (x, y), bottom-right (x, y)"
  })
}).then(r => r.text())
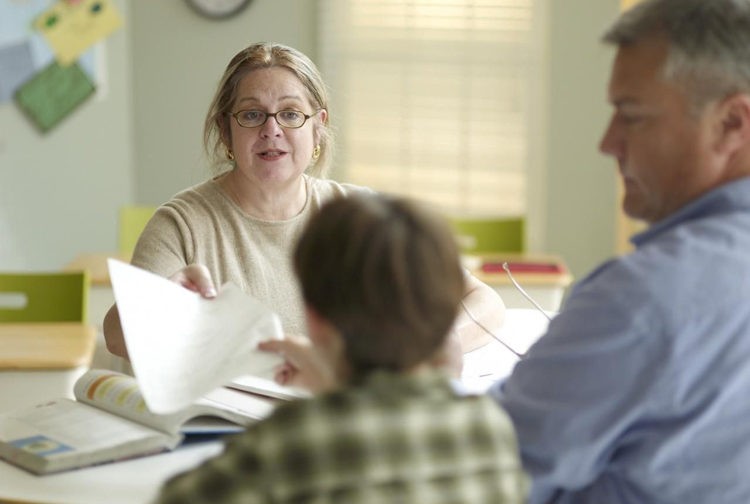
top-left (34, 0), bottom-right (123, 66)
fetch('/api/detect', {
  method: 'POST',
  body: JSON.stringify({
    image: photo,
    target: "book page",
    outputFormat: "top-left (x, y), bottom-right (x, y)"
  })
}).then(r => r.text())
top-left (0, 399), bottom-right (168, 452)
top-left (74, 369), bottom-right (275, 435)
top-left (0, 399), bottom-right (179, 474)
top-left (73, 369), bottom-right (189, 433)
top-left (228, 374), bottom-right (310, 401)
top-left (460, 308), bottom-right (550, 393)
top-left (187, 387), bottom-right (276, 434)
top-left (107, 259), bottom-right (284, 414)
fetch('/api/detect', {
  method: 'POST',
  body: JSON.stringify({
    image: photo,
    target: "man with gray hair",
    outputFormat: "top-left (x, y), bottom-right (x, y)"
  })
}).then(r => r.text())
top-left (491, 0), bottom-right (750, 502)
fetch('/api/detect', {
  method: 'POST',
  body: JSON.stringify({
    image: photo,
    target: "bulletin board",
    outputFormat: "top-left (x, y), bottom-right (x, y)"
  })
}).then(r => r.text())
top-left (0, 0), bottom-right (122, 133)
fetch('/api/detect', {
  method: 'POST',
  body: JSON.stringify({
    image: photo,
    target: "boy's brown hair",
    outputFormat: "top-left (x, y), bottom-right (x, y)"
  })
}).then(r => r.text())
top-left (294, 194), bottom-right (464, 379)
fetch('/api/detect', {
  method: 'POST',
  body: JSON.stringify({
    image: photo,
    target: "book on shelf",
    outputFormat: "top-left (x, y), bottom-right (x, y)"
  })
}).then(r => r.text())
top-left (0, 260), bottom-right (306, 474)
top-left (0, 369), bottom-right (276, 475)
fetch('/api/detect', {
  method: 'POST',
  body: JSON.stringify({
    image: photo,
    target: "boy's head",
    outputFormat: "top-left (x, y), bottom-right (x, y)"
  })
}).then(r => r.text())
top-left (294, 194), bottom-right (464, 379)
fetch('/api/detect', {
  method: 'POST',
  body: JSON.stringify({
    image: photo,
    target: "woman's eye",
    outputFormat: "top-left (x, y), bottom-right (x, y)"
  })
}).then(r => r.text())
top-left (279, 110), bottom-right (302, 121)
top-left (243, 110), bottom-right (263, 121)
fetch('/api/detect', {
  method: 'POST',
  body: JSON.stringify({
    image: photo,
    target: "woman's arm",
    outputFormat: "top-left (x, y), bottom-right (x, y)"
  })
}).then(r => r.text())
top-left (103, 305), bottom-right (128, 359)
top-left (453, 271), bottom-right (506, 353)
top-left (426, 272), bottom-right (506, 378)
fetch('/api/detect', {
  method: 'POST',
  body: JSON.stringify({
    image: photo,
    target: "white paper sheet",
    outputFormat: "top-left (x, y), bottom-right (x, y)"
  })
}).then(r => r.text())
top-left (460, 308), bottom-right (551, 393)
top-left (107, 259), bottom-right (284, 414)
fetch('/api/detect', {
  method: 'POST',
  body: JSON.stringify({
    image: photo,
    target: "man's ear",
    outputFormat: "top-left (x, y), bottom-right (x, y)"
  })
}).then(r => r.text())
top-left (714, 93), bottom-right (750, 157)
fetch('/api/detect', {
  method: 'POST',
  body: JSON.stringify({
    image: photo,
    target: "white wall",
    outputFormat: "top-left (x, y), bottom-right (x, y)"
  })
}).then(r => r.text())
top-left (129, 0), bottom-right (318, 204)
top-left (543, 0), bottom-right (621, 280)
top-left (0, 0), bottom-right (133, 270)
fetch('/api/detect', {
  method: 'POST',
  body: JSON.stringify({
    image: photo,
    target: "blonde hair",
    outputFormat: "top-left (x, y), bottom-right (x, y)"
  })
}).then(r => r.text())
top-left (203, 42), bottom-right (333, 176)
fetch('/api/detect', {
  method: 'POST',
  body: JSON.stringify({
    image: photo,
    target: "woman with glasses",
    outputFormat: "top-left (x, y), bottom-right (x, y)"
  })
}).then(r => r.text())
top-left (103, 42), bottom-right (505, 366)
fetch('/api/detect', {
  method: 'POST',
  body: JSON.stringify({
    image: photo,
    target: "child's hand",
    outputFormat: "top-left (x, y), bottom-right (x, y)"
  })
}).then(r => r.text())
top-left (258, 336), bottom-right (337, 394)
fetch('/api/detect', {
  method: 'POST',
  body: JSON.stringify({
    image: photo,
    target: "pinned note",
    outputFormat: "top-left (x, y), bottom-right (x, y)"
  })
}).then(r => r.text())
top-left (34, 0), bottom-right (122, 66)
top-left (14, 60), bottom-right (95, 133)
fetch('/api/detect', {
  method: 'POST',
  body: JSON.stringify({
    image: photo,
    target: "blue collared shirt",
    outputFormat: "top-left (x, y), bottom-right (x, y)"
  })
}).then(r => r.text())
top-left (490, 177), bottom-right (750, 504)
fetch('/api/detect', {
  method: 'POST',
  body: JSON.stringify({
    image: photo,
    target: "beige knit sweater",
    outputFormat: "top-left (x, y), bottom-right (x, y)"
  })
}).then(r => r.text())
top-left (131, 175), bottom-right (371, 335)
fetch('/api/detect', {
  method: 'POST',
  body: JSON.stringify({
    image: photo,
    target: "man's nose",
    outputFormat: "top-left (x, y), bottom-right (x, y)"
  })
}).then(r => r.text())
top-left (599, 116), bottom-right (620, 157)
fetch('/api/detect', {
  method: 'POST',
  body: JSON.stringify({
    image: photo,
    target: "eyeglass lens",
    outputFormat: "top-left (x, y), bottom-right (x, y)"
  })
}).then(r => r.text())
top-left (233, 110), bottom-right (310, 128)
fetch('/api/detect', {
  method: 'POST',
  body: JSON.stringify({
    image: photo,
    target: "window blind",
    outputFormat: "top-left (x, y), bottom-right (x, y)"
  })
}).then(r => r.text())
top-left (319, 0), bottom-right (544, 217)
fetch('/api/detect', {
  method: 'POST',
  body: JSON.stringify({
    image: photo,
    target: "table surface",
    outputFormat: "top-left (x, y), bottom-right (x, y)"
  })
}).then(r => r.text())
top-left (0, 323), bottom-right (96, 369)
top-left (0, 309), bottom-right (550, 504)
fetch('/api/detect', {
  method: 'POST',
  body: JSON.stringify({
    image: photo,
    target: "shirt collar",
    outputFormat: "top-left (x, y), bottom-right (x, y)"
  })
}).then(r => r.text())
top-left (631, 176), bottom-right (750, 248)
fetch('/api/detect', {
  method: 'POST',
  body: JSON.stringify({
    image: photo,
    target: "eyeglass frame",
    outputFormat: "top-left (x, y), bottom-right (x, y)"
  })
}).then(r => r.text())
top-left (228, 109), bottom-right (322, 129)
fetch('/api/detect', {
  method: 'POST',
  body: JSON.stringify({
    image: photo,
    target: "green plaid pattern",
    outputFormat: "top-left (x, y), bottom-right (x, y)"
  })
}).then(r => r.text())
top-left (157, 371), bottom-right (528, 503)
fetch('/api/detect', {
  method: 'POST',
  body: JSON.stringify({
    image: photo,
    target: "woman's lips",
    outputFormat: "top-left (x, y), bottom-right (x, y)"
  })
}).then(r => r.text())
top-left (257, 150), bottom-right (286, 161)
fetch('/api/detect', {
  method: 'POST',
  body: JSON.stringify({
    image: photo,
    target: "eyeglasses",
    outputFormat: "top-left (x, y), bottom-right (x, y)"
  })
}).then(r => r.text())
top-left (502, 262), bottom-right (553, 323)
top-left (460, 262), bottom-right (553, 359)
top-left (229, 109), bottom-right (319, 129)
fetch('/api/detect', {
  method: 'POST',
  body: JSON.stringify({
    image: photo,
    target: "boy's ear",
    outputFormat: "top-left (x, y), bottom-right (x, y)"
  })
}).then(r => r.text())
top-left (304, 305), bottom-right (322, 335)
top-left (304, 304), bottom-right (350, 384)
top-left (304, 305), bottom-right (337, 346)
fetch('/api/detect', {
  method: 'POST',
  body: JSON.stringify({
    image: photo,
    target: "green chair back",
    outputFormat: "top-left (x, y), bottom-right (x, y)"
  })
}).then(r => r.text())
top-left (449, 217), bottom-right (526, 254)
top-left (0, 271), bottom-right (89, 322)
top-left (119, 206), bottom-right (157, 258)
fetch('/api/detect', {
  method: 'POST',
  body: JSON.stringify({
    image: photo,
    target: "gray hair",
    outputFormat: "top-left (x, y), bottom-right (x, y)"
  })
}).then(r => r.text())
top-left (603, 0), bottom-right (750, 110)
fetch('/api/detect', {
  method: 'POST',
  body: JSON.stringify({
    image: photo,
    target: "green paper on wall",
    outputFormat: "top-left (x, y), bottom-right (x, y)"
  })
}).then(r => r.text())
top-left (14, 61), bottom-right (95, 133)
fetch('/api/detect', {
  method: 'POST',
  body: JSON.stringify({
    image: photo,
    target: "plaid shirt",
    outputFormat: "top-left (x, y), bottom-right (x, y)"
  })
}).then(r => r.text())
top-left (156, 370), bottom-right (528, 504)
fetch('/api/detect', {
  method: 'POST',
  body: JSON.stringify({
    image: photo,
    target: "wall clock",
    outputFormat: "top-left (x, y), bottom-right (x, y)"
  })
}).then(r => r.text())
top-left (185, 0), bottom-right (253, 20)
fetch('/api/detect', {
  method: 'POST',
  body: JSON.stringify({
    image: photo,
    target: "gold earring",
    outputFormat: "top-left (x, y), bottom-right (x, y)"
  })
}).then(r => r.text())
top-left (312, 145), bottom-right (321, 161)
top-left (226, 148), bottom-right (234, 161)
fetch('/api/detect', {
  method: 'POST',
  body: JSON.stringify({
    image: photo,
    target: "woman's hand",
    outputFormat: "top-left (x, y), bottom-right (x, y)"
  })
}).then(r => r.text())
top-left (168, 264), bottom-right (217, 298)
top-left (258, 336), bottom-right (337, 394)
top-left (454, 271), bottom-right (506, 352)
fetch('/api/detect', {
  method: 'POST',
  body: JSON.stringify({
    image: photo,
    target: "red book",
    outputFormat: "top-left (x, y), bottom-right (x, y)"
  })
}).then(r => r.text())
top-left (481, 261), bottom-right (563, 274)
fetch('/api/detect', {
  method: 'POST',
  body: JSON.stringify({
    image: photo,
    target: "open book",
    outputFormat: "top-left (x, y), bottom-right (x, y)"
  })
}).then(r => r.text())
top-left (0, 369), bottom-right (276, 475)
top-left (0, 260), bottom-right (304, 474)
top-left (228, 374), bottom-right (310, 401)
